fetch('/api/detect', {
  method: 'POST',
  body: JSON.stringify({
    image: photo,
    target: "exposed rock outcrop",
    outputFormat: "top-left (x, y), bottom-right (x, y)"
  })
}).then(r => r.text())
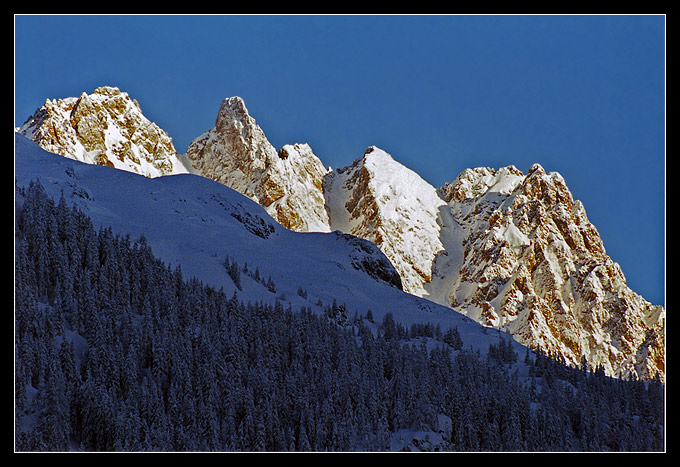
top-left (184, 97), bottom-right (331, 232)
top-left (17, 86), bottom-right (186, 177)
top-left (435, 164), bottom-right (665, 381)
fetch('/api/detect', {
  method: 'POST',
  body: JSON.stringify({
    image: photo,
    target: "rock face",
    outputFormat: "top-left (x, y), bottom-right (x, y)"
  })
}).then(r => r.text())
top-left (434, 164), bottom-right (665, 381)
top-left (17, 86), bottom-right (187, 177)
top-left (185, 97), bottom-right (331, 232)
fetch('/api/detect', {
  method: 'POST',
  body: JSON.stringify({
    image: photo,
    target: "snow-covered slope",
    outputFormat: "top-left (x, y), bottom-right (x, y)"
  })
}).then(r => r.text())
top-left (17, 86), bottom-right (189, 178)
top-left (324, 146), bottom-right (455, 297)
top-left (14, 132), bottom-right (515, 357)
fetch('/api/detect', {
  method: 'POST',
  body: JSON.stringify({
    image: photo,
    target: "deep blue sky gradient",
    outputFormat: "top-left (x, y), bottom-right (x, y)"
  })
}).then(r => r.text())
top-left (14, 14), bottom-right (666, 305)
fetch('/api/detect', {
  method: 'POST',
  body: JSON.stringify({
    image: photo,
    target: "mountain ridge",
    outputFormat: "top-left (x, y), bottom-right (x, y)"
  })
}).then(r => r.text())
top-left (15, 86), bottom-right (665, 382)
top-left (13, 131), bottom-right (493, 346)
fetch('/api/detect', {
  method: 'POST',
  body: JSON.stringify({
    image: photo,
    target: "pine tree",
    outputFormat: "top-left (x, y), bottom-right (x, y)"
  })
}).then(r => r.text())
top-left (36, 352), bottom-right (70, 450)
top-left (224, 254), bottom-right (242, 290)
top-left (443, 326), bottom-right (463, 350)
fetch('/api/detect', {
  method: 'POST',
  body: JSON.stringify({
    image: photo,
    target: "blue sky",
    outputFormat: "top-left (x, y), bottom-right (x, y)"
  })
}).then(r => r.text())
top-left (14, 14), bottom-right (665, 305)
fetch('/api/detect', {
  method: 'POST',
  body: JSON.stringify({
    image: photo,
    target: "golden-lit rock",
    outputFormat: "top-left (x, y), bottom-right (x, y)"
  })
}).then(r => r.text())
top-left (17, 86), bottom-right (185, 177)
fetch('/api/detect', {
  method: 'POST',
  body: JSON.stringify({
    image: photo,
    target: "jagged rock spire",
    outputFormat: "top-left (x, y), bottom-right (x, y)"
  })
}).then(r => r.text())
top-left (185, 96), bottom-right (331, 232)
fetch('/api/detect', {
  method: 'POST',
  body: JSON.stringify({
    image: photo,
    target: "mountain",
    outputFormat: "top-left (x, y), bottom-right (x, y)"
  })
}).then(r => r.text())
top-left (176, 93), bottom-right (665, 382)
top-left (324, 146), bottom-right (451, 297)
top-left (17, 87), bottom-right (330, 234)
top-left (434, 164), bottom-right (665, 381)
top-left (16, 87), bottom-right (665, 383)
top-left (16, 86), bottom-right (189, 178)
top-left (183, 96), bottom-right (332, 232)
top-left (15, 137), bottom-right (666, 452)
top-left (181, 96), bottom-right (455, 297)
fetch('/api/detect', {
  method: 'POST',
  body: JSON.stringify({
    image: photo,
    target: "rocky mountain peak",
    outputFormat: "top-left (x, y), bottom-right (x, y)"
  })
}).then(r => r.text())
top-left (214, 96), bottom-right (260, 140)
top-left (440, 165), bottom-right (525, 204)
top-left (185, 98), bottom-right (331, 233)
top-left (16, 86), bottom-right (186, 178)
top-left (362, 145), bottom-right (385, 157)
top-left (324, 146), bottom-right (449, 296)
top-left (434, 164), bottom-right (664, 381)
top-left (261, 143), bottom-right (331, 232)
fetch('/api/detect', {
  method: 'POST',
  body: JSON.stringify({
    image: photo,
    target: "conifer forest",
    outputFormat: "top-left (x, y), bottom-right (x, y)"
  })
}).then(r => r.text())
top-left (14, 181), bottom-right (665, 452)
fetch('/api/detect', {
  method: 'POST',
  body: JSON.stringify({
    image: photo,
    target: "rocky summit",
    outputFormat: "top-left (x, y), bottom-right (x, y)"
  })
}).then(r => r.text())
top-left (434, 164), bottom-right (665, 381)
top-left (184, 97), bottom-right (332, 232)
top-left (17, 86), bottom-right (188, 178)
top-left (16, 87), bottom-right (665, 382)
